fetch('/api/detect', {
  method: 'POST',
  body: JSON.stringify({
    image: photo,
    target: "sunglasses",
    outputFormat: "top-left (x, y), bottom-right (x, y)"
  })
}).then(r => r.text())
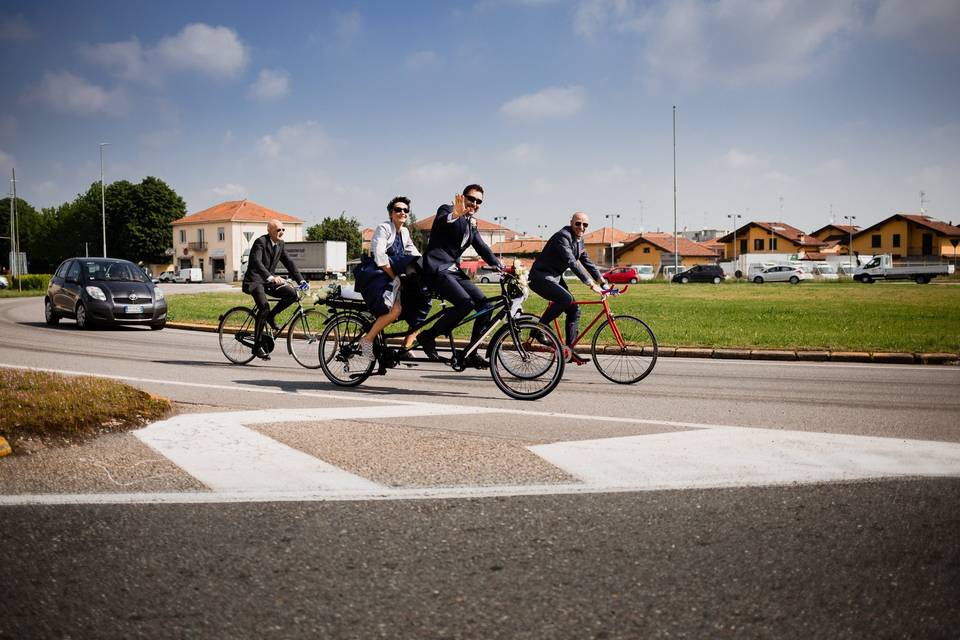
top-left (573, 222), bottom-right (589, 228)
top-left (391, 207), bottom-right (409, 214)
top-left (277, 228), bottom-right (286, 232)
top-left (465, 194), bottom-right (483, 206)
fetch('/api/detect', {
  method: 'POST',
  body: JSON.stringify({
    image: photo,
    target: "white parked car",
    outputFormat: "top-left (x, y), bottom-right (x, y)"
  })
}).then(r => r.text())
top-left (810, 262), bottom-right (838, 280)
top-left (752, 265), bottom-right (812, 284)
top-left (476, 266), bottom-right (502, 284)
top-left (0, 274), bottom-right (8, 289)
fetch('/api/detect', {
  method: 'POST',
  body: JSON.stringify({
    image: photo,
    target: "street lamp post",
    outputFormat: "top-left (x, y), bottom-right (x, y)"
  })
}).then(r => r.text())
top-left (99, 142), bottom-right (110, 257)
top-left (605, 213), bottom-right (620, 268)
top-left (727, 213), bottom-right (742, 277)
top-left (843, 214), bottom-right (857, 272)
top-left (537, 224), bottom-right (548, 237)
top-left (493, 215), bottom-right (507, 261)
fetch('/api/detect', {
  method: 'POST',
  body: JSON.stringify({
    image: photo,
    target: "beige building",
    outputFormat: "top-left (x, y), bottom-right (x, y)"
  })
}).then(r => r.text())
top-left (171, 200), bottom-right (304, 282)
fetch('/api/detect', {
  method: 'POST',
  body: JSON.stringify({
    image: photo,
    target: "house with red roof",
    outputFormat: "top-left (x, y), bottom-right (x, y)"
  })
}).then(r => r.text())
top-left (581, 226), bottom-right (640, 267)
top-left (714, 221), bottom-right (825, 260)
top-left (171, 199), bottom-right (305, 282)
top-left (616, 233), bottom-right (719, 274)
top-left (850, 213), bottom-right (960, 261)
top-left (413, 214), bottom-right (517, 261)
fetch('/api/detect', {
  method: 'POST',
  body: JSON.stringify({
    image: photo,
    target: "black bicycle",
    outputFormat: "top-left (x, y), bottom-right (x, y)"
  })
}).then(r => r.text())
top-left (317, 273), bottom-right (565, 401)
top-left (217, 279), bottom-right (327, 368)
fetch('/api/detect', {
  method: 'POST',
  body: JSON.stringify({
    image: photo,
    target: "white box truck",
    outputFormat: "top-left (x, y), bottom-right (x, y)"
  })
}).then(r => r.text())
top-left (277, 241), bottom-right (348, 281)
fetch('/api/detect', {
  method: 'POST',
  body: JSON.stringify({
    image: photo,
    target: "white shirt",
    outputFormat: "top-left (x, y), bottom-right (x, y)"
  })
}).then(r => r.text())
top-left (370, 222), bottom-right (420, 268)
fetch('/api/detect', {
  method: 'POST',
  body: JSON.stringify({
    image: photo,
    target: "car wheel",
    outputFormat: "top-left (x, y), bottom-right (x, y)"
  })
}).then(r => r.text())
top-left (753, 276), bottom-right (763, 284)
top-left (150, 320), bottom-right (166, 330)
top-left (629, 278), bottom-right (638, 284)
top-left (861, 275), bottom-right (874, 284)
top-left (712, 276), bottom-right (721, 284)
top-left (915, 275), bottom-right (929, 284)
top-left (789, 276), bottom-right (800, 284)
top-left (680, 277), bottom-right (689, 284)
top-left (75, 302), bottom-right (90, 329)
top-left (481, 277), bottom-right (490, 283)
top-left (44, 298), bottom-right (60, 325)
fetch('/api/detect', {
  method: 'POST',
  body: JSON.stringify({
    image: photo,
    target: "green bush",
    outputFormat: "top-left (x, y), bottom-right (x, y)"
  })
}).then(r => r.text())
top-left (12, 274), bottom-right (51, 290)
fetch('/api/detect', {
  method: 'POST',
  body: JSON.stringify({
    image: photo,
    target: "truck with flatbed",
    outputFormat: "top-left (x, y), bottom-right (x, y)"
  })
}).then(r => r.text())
top-left (853, 254), bottom-right (955, 284)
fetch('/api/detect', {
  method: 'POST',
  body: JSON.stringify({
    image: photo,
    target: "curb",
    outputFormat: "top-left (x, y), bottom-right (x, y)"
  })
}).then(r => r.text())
top-left (167, 322), bottom-right (959, 366)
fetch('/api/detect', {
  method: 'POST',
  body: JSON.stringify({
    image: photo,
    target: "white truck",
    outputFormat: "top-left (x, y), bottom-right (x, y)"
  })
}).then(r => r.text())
top-left (276, 240), bottom-right (348, 281)
top-left (159, 267), bottom-right (202, 283)
top-left (853, 254), bottom-right (955, 284)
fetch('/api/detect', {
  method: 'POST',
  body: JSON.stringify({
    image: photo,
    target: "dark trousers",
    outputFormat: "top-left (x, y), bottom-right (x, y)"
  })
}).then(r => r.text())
top-left (529, 271), bottom-right (579, 346)
top-left (424, 269), bottom-right (492, 344)
top-left (243, 280), bottom-right (298, 343)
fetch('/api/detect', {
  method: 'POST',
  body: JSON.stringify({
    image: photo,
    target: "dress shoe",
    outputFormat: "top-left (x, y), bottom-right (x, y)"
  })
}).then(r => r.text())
top-left (464, 352), bottom-right (489, 369)
top-left (417, 333), bottom-right (440, 361)
top-left (567, 350), bottom-right (589, 366)
top-left (253, 346), bottom-right (271, 361)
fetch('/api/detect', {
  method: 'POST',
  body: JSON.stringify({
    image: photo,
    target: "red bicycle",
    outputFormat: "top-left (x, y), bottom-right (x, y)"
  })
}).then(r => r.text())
top-left (527, 286), bottom-right (658, 384)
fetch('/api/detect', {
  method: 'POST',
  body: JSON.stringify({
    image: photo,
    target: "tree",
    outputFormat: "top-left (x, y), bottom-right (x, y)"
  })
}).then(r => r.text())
top-left (306, 213), bottom-right (363, 259)
top-left (406, 211), bottom-right (426, 254)
top-left (0, 197), bottom-right (41, 272)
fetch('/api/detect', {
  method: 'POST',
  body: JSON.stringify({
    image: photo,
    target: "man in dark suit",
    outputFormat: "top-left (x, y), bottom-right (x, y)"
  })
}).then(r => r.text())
top-left (242, 219), bottom-right (307, 360)
top-left (417, 184), bottom-right (503, 367)
top-left (529, 211), bottom-right (606, 365)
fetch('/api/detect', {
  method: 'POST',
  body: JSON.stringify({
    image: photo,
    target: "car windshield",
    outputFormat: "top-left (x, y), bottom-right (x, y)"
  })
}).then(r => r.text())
top-left (82, 261), bottom-right (148, 282)
top-left (817, 265), bottom-right (836, 274)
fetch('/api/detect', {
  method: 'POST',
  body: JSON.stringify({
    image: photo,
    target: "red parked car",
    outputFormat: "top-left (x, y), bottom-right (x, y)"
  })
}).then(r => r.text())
top-left (601, 266), bottom-right (652, 284)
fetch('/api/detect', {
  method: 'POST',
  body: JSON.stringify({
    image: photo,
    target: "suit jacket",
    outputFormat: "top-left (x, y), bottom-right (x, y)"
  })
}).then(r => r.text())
top-left (243, 234), bottom-right (303, 286)
top-left (531, 226), bottom-right (602, 284)
top-left (422, 204), bottom-right (501, 275)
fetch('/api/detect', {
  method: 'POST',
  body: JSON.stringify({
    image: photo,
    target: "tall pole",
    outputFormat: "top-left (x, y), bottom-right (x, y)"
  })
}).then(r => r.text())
top-left (844, 214), bottom-right (856, 271)
top-left (727, 213), bottom-right (741, 277)
top-left (672, 106), bottom-right (678, 277)
top-left (494, 215), bottom-right (507, 261)
top-left (100, 142), bottom-right (110, 257)
top-left (605, 213), bottom-right (620, 268)
top-left (11, 169), bottom-right (21, 290)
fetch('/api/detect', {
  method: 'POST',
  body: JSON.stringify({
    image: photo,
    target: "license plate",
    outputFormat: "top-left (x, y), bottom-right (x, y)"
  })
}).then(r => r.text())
top-left (124, 305), bottom-right (144, 314)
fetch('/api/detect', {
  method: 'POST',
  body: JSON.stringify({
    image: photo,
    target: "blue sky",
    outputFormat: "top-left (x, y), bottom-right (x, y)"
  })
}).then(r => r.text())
top-left (2, 0), bottom-right (958, 236)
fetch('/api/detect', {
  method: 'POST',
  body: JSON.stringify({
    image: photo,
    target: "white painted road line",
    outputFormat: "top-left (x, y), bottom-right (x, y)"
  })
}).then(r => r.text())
top-left (530, 427), bottom-right (960, 490)
top-left (135, 405), bottom-right (500, 493)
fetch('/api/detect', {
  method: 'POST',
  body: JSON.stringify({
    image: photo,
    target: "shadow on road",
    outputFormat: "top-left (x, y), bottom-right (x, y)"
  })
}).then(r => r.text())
top-left (236, 377), bottom-right (476, 399)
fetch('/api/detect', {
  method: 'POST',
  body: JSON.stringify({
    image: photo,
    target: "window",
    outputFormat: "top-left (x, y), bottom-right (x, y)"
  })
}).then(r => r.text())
top-left (871, 234), bottom-right (881, 248)
top-left (892, 233), bottom-right (901, 247)
top-left (768, 238), bottom-right (778, 250)
top-left (179, 229), bottom-right (186, 243)
top-left (218, 227), bottom-right (225, 242)
top-left (643, 247), bottom-right (650, 254)
top-left (66, 261), bottom-right (80, 281)
top-left (197, 229), bottom-right (205, 243)
top-left (754, 238), bottom-right (764, 251)
top-left (739, 239), bottom-right (747, 255)
top-left (56, 261), bottom-right (71, 278)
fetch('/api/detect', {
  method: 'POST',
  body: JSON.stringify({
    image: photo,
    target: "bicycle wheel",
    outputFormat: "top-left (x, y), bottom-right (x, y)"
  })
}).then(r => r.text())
top-left (489, 319), bottom-right (565, 400)
top-left (218, 306), bottom-right (258, 365)
top-left (591, 314), bottom-right (657, 384)
top-left (287, 307), bottom-right (328, 369)
top-left (318, 313), bottom-right (374, 386)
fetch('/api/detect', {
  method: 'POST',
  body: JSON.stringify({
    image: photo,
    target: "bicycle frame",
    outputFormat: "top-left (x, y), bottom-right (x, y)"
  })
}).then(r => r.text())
top-left (546, 285), bottom-right (630, 350)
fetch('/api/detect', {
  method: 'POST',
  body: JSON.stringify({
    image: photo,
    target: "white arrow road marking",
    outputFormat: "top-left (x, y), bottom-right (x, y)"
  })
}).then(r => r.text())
top-left (134, 405), bottom-right (501, 493)
top-left (529, 427), bottom-right (960, 491)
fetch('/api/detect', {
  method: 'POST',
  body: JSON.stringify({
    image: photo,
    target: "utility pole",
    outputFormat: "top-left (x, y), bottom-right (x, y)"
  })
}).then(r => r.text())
top-left (672, 106), bottom-right (678, 277)
top-left (844, 214), bottom-right (857, 272)
top-left (100, 142), bottom-right (110, 257)
top-left (9, 169), bottom-right (21, 290)
top-left (727, 213), bottom-right (742, 278)
top-left (493, 215), bottom-right (507, 261)
top-left (605, 213), bottom-right (620, 268)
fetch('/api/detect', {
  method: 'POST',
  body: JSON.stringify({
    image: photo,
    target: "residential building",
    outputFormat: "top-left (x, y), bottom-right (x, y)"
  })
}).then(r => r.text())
top-left (809, 224), bottom-right (861, 256)
top-left (581, 226), bottom-right (639, 267)
top-left (414, 214), bottom-right (516, 259)
top-left (361, 227), bottom-right (374, 254)
top-left (714, 221), bottom-right (825, 260)
top-left (616, 233), bottom-right (718, 274)
top-left (851, 213), bottom-right (960, 261)
top-left (171, 200), bottom-right (304, 282)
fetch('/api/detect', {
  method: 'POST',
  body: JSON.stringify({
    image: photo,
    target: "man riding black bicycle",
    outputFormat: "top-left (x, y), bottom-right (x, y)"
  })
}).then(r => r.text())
top-left (242, 219), bottom-right (308, 360)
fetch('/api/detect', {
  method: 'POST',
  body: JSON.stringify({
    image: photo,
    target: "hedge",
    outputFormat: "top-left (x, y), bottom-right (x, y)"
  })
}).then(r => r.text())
top-left (11, 274), bottom-right (51, 290)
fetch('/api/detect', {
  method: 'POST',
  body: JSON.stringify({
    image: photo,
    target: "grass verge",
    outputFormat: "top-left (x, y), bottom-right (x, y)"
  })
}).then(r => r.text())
top-left (165, 280), bottom-right (960, 353)
top-left (0, 369), bottom-right (171, 454)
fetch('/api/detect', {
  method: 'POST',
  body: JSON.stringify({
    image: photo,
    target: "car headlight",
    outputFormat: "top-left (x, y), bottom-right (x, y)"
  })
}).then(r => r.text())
top-left (154, 287), bottom-right (165, 300)
top-left (85, 286), bottom-right (107, 301)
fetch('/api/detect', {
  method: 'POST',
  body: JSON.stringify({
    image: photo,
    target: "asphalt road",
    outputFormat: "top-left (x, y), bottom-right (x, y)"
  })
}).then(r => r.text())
top-left (2, 295), bottom-right (959, 638)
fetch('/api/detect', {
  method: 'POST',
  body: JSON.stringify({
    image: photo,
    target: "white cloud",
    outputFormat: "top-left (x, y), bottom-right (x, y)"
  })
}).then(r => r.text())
top-left (30, 180), bottom-right (57, 199)
top-left (576, 0), bottom-right (860, 90)
top-left (873, 0), bottom-right (960, 55)
top-left (335, 10), bottom-right (364, 42)
top-left (212, 183), bottom-right (248, 198)
top-left (505, 143), bottom-right (542, 165)
top-left (0, 15), bottom-right (35, 41)
top-left (723, 148), bottom-right (762, 169)
top-left (0, 148), bottom-right (15, 168)
top-left (587, 164), bottom-right (643, 185)
top-left (21, 71), bottom-right (128, 116)
top-left (500, 86), bottom-right (585, 119)
top-left (406, 162), bottom-right (469, 186)
top-left (155, 23), bottom-right (249, 78)
top-left (250, 68), bottom-right (291, 102)
top-left (258, 121), bottom-right (329, 160)
top-left (405, 50), bottom-right (441, 71)
top-left (81, 38), bottom-right (148, 81)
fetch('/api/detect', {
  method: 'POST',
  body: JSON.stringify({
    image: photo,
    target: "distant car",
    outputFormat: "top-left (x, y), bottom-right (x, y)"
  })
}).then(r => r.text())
top-left (45, 258), bottom-right (168, 330)
top-left (159, 270), bottom-right (176, 283)
top-left (752, 265), bottom-right (811, 284)
top-left (477, 266), bottom-right (502, 284)
top-left (603, 266), bottom-right (653, 284)
top-left (810, 262), bottom-right (839, 281)
top-left (672, 264), bottom-right (725, 284)
top-left (0, 274), bottom-right (8, 289)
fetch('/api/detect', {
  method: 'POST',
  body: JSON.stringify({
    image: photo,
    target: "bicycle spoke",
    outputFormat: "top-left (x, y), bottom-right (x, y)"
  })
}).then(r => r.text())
top-left (319, 314), bottom-right (373, 386)
top-left (490, 320), bottom-right (564, 400)
top-left (288, 307), bottom-right (327, 369)
top-left (218, 307), bottom-right (258, 365)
